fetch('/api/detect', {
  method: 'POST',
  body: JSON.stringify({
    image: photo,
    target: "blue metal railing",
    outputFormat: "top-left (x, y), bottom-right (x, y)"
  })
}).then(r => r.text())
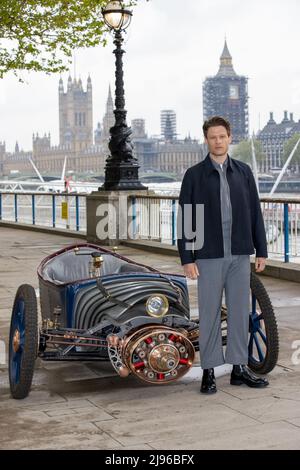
top-left (132, 196), bottom-right (137, 239)
top-left (284, 203), bottom-right (290, 263)
top-left (171, 199), bottom-right (176, 246)
top-left (0, 192), bottom-right (86, 233)
top-left (32, 194), bottom-right (35, 225)
top-left (0, 191), bottom-right (299, 263)
top-left (129, 195), bottom-right (300, 264)
top-left (14, 193), bottom-right (18, 222)
top-left (75, 195), bottom-right (80, 232)
top-left (52, 194), bottom-right (56, 228)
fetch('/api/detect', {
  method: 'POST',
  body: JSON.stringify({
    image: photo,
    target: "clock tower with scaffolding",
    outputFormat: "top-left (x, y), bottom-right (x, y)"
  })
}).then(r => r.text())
top-left (202, 40), bottom-right (249, 144)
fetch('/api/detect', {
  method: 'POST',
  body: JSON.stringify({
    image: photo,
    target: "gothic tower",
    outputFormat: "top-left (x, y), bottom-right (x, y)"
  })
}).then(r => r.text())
top-left (202, 40), bottom-right (249, 144)
top-left (58, 75), bottom-right (93, 152)
top-left (102, 84), bottom-right (115, 141)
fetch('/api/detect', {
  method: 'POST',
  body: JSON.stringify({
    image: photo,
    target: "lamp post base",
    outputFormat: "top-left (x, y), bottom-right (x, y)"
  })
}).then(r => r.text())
top-left (86, 188), bottom-right (156, 245)
top-left (99, 161), bottom-right (148, 191)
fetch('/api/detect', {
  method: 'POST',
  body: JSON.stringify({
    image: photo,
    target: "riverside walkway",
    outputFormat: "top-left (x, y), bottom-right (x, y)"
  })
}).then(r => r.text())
top-left (0, 227), bottom-right (300, 450)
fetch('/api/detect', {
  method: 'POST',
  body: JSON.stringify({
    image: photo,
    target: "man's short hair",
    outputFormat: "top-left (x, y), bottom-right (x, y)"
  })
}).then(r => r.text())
top-left (203, 116), bottom-right (231, 138)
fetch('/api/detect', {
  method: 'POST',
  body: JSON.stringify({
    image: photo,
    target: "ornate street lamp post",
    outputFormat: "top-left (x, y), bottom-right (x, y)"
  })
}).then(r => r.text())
top-left (100, 1), bottom-right (147, 191)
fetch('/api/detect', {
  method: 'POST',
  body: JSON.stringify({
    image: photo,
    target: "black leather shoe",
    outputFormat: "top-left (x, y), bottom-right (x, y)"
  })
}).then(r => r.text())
top-left (201, 368), bottom-right (217, 394)
top-left (230, 364), bottom-right (269, 388)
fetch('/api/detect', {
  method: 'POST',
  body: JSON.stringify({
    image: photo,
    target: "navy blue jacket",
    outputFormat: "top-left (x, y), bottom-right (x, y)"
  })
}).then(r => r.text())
top-left (177, 154), bottom-right (268, 265)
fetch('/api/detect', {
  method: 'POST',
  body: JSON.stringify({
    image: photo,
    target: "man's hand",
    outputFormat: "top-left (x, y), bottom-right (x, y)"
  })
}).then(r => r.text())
top-left (255, 257), bottom-right (266, 273)
top-left (183, 262), bottom-right (199, 280)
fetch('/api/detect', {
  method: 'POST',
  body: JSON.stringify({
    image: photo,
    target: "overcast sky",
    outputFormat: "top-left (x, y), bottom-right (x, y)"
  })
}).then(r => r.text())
top-left (1, 0), bottom-right (300, 152)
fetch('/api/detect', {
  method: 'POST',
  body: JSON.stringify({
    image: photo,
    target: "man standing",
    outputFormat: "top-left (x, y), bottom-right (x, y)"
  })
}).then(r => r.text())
top-left (177, 116), bottom-right (269, 394)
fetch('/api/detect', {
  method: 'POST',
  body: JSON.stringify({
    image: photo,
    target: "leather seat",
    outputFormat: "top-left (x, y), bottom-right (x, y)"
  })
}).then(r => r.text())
top-left (42, 250), bottom-right (149, 284)
top-left (117, 263), bottom-right (150, 274)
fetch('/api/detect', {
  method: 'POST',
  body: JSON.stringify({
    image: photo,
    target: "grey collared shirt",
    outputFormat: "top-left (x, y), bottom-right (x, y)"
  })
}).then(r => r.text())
top-left (209, 154), bottom-right (232, 257)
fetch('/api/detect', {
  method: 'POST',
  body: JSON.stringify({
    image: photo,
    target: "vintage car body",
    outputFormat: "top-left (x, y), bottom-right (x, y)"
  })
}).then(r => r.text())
top-left (9, 243), bottom-right (279, 399)
top-left (38, 244), bottom-right (190, 330)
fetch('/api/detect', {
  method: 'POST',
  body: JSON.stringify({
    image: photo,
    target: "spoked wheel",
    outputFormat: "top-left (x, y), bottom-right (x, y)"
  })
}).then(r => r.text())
top-left (9, 284), bottom-right (38, 399)
top-left (248, 272), bottom-right (279, 374)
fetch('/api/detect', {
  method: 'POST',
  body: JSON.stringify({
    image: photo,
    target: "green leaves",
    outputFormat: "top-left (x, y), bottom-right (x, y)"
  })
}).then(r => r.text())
top-left (0, 0), bottom-right (138, 79)
top-left (232, 139), bottom-right (266, 166)
top-left (283, 133), bottom-right (300, 165)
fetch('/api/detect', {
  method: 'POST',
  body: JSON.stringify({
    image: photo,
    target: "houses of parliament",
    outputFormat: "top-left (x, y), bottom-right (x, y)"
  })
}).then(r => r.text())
top-left (0, 75), bottom-right (205, 178)
top-left (1, 76), bottom-right (116, 176)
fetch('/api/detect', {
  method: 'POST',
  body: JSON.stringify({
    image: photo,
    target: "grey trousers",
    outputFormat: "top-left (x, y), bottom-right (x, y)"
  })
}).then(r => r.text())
top-left (195, 255), bottom-right (251, 369)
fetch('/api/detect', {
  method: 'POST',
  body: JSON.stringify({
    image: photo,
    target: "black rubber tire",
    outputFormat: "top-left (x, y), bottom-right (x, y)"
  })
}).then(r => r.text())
top-left (9, 284), bottom-right (38, 399)
top-left (248, 272), bottom-right (279, 374)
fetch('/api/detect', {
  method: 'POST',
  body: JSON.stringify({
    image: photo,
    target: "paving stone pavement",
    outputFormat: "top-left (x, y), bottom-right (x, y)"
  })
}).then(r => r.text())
top-left (0, 227), bottom-right (300, 450)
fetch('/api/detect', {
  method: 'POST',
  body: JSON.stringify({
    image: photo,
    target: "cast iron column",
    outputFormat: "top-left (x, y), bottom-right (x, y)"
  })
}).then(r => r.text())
top-left (100, 30), bottom-right (147, 191)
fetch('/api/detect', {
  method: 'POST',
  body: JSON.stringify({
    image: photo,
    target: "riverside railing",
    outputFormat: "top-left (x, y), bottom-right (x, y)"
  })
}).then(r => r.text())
top-left (128, 195), bottom-right (300, 264)
top-left (0, 192), bottom-right (86, 233)
top-left (0, 191), bottom-right (299, 263)
top-left (260, 197), bottom-right (300, 263)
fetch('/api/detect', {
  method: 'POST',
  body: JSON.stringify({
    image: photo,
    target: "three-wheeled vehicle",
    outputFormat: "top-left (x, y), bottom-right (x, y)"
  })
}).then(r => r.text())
top-left (9, 243), bottom-right (279, 398)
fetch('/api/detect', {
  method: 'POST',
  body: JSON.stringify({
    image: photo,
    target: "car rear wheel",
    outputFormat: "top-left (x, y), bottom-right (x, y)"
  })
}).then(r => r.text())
top-left (248, 272), bottom-right (279, 374)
